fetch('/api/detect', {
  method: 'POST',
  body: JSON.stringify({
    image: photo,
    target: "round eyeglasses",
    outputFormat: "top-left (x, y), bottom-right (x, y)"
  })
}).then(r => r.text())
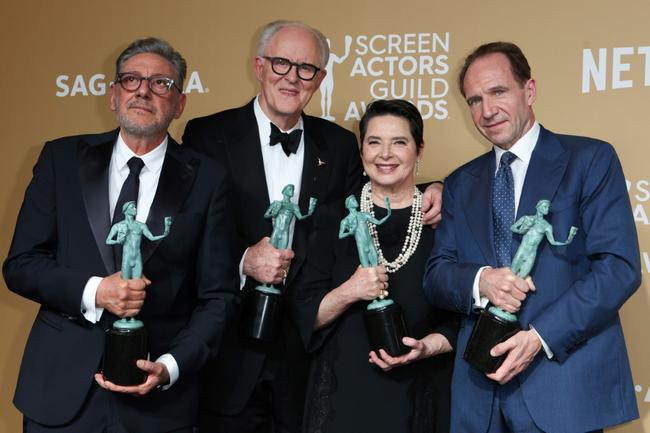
top-left (262, 56), bottom-right (321, 81)
top-left (115, 72), bottom-right (182, 96)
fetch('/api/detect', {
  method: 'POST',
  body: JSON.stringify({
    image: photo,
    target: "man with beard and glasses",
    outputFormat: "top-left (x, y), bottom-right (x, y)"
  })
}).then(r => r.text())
top-left (4, 37), bottom-right (237, 433)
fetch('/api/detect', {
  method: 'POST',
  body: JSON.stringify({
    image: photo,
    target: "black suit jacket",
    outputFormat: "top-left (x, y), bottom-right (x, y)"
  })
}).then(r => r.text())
top-left (3, 130), bottom-right (237, 431)
top-left (182, 99), bottom-right (363, 414)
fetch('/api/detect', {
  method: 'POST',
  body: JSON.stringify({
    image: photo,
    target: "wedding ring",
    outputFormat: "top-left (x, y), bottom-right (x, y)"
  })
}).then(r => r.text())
top-left (282, 268), bottom-right (288, 279)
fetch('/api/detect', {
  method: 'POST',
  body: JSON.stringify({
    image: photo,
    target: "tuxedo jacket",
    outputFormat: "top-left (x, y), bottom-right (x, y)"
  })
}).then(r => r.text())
top-left (182, 99), bottom-right (363, 414)
top-left (423, 126), bottom-right (640, 433)
top-left (3, 129), bottom-right (237, 432)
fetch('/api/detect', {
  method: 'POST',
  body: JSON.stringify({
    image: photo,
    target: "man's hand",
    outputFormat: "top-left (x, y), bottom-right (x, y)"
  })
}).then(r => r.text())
top-left (95, 360), bottom-right (170, 396)
top-left (486, 330), bottom-right (542, 384)
top-left (421, 182), bottom-right (443, 227)
top-left (96, 272), bottom-right (150, 317)
top-left (243, 237), bottom-right (294, 284)
top-left (479, 268), bottom-right (535, 313)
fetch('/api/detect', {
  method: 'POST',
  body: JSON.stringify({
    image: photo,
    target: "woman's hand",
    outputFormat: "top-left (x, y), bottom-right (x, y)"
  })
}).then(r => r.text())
top-left (344, 265), bottom-right (389, 303)
top-left (368, 333), bottom-right (452, 372)
top-left (314, 265), bottom-right (388, 329)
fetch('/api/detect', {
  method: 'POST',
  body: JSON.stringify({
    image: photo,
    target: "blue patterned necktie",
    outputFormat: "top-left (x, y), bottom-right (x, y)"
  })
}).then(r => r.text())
top-left (493, 151), bottom-right (516, 267)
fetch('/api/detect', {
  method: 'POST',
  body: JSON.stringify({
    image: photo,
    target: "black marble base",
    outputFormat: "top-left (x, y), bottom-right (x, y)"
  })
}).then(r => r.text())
top-left (240, 289), bottom-right (283, 342)
top-left (463, 310), bottom-right (521, 373)
top-left (364, 302), bottom-right (409, 357)
top-left (103, 327), bottom-right (148, 386)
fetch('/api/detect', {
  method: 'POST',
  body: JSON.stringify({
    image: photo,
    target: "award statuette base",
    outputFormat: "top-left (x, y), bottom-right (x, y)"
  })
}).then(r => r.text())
top-left (103, 318), bottom-right (148, 386)
top-left (364, 299), bottom-right (410, 357)
top-left (463, 307), bottom-right (521, 374)
top-left (241, 285), bottom-right (283, 342)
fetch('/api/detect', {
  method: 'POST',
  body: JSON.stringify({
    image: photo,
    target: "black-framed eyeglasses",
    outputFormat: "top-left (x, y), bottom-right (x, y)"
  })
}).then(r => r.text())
top-left (262, 56), bottom-right (321, 81)
top-left (115, 72), bottom-right (182, 96)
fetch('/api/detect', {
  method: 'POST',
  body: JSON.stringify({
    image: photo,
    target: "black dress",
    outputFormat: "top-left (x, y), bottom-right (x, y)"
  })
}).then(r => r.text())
top-left (293, 200), bottom-right (458, 433)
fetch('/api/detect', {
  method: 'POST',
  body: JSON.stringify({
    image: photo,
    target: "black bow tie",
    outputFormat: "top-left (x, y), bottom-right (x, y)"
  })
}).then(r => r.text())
top-left (270, 123), bottom-right (302, 156)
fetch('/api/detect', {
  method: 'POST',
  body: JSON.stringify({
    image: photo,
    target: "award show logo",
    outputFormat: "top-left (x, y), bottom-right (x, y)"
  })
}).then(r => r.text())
top-left (582, 46), bottom-right (650, 93)
top-left (319, 31), bottom-right (451, 122)
top-left (626, 179), bottom-right (650, 274)
top-left (55, 71), bottom-right (209, 97)
top-left (320, 36), bottom-right (353, 121)
top-left (626, 178), bottom-right (650, 226)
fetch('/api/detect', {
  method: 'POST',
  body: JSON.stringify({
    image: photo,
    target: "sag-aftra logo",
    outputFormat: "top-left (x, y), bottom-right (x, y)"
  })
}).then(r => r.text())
top-left (55, 71), bottom-right (208, 97)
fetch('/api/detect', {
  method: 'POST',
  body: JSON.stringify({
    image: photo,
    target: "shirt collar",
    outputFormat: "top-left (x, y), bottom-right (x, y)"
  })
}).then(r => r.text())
top-left (494, 121), bottom-right (540, 167)
top-left (254, 95), bottom-right (303, 146)
top-left (115, 132), bottom-right (168, 174)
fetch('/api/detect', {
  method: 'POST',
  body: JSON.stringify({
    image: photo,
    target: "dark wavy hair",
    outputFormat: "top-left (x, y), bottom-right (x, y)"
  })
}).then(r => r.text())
top-left (359, 99), bottom-right (424, 150)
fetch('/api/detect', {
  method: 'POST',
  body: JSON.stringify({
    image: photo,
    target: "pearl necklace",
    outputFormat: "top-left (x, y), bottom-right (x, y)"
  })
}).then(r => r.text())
top-left (360, 181), bottom-right (423, 273)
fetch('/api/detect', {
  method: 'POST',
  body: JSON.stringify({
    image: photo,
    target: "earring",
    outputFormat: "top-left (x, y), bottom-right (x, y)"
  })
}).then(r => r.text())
top-left (415, 160), bottom-right (420, 176)
top-left (363, 170), bottom-right (367, 177)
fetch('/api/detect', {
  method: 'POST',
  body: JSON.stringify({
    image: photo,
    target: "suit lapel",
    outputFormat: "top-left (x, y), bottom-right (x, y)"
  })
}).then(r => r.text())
top-left (231, 103), bottom-right (273, 238)
top-left (142, 137), bottom-right (197, 264)
top-left (516, 126), bottom-right (569, 219)
top-left (78, 130), bottom-right (118, 274)
top-left (298, 115), bottom-right (332, 211)
top-left (289, 115), bottom-right (332, 286)
top-left (461, 152), bottom-right (497, 266)
top-left (461, 127), bottom-right (568, 266)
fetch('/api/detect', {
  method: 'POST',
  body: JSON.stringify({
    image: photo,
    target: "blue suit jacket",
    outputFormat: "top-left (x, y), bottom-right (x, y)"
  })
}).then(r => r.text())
top-left (423, 126), bottom-right (640, 433)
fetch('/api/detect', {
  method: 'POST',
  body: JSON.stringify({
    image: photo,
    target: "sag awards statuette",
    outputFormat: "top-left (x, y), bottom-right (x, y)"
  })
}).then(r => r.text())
top-left (340, 194), bottom-right (410, 357)
top-left (241, 184), bottom-right (317, 341)
top-left (102, 201), bottom-right (172, 386)
top-left (464, 199), bottom-right (578, 373)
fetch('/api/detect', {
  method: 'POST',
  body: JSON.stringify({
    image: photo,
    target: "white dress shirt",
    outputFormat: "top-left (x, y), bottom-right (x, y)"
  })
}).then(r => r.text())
top-left (81, 131), bottom-right (179, 387)
top-left (470, 122), bottom-right (553, 357)
top-left (238, 96), bottom-right (305, 288)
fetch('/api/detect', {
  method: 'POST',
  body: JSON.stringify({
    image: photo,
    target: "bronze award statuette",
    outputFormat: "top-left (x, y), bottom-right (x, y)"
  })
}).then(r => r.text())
top-left (241, 184), bottom-right (317, 341)
top-left (464, 199), bottom-right (577, 373)
top-left (340, 195), bottom-right (409, 357)
top-left (103, 201), bottom-right (171, 385)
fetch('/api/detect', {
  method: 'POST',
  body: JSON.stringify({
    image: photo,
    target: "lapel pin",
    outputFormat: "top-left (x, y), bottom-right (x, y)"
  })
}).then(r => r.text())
top-left (317, 158), bottom-right (326, 167)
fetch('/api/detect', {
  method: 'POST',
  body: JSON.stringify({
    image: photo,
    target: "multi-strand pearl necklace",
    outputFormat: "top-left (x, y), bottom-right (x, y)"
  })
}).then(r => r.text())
top-left (360, 181), bottom-right (423, 273)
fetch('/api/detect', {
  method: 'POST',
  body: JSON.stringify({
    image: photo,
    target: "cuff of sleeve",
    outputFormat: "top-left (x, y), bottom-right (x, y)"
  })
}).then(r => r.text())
top-left (530, 325), bottom-right (554, 359)
top-left (156, 353), bottom-right (179, 390)
top-left (472, 266), bottom-right (491, 309)
top-left (81, 276), bottom-right (104, 323)
top-left (435, 326), bottom-right (458, 351)
top-left (239, 248), bottom-right (248, 290)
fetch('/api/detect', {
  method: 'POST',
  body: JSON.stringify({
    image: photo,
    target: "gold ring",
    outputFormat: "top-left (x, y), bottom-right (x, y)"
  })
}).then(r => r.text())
top-left (282, 268), bottom-right (288, 279)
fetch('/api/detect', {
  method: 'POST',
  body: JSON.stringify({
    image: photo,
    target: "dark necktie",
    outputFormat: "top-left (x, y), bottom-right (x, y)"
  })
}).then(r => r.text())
top-left (270, 123), bottom-right (302, 156)
top-left (113, 157), bottom-right (145, 223)
top-left (112, 157), bottom-right (144, 271)
top-left (493, 151), bottom-right (516, 267)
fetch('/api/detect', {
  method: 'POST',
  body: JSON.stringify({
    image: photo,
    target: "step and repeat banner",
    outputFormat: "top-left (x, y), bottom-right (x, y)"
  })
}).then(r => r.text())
top-left (1, 1), bottom-right (648, 431)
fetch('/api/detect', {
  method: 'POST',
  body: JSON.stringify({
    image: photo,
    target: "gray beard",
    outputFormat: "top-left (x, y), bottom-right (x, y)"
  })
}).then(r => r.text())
top-left (117, 110), bottom-right (175, 139)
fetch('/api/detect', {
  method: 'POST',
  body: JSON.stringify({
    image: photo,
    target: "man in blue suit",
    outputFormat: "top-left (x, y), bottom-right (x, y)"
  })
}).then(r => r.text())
top-left (423, 42), bottom-right (640, 432)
